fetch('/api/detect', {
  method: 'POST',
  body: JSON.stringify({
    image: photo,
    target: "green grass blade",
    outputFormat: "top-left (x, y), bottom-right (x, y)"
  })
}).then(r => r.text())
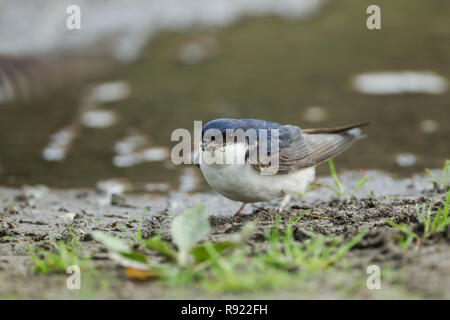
top-left (352, 176), bottom-right (370, 196)
top-left (328, 159), bottom-right (344, 195)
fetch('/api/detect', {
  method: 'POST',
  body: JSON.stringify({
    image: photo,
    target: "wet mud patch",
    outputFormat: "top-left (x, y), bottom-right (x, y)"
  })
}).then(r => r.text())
top-left (208, 196), bottom-right (423, 241)
top-left (0, 172), bottom-right (449, 299)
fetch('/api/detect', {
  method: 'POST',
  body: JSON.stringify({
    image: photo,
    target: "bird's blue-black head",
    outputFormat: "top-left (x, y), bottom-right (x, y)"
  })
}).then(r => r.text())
top-left (201, 118), bottom-right (296, 150)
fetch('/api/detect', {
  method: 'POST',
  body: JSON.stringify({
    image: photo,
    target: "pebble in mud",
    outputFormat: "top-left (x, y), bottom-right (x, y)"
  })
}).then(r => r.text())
top-left (4, 205), bottom-right (19, 215)
top-left (445, 225), bottom-right (450, 242)
top-left (0, 219), bottom-right (15, 236)
top-left (96, 179), bottom-right (130, 195)
top-left (81, 232), bottom-right (94, 242)
top-left (293, 226), bottom-right (315, 241)
top-left (24, 185), bottom-right (49, 199)
top-left (141, 216), bottom-right (170, 239)
top-left (0, 177), bottom-right (449, 298)
top-left (60, 212), bottom-right (83, 223)
top-left (111, 193), bottom-right (126, 206)
top-left (353, 230), bottom-right (388, 249)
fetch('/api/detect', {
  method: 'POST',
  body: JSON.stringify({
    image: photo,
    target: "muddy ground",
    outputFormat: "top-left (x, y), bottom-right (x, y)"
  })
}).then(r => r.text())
top-left (0, 170), bottom-right (449, 299)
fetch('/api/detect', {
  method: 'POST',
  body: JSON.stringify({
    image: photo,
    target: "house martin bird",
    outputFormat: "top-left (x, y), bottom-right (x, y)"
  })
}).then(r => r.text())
top-left (198, 118), bottom-right (368, 216)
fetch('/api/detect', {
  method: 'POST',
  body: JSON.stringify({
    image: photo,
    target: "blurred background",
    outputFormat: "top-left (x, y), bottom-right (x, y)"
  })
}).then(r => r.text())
top-left (0, 0), bottom-right (448, 193)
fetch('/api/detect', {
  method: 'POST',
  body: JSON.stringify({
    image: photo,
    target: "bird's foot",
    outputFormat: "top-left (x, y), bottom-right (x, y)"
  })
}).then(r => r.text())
top-left (234, 203), bottom-right (246, 217)
top-left (277, 194), bottom-right (291, 213)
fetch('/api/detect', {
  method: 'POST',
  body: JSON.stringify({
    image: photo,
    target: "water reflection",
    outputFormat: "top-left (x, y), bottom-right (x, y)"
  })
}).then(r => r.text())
top-left (0, 0), bottom-right (449, 192)
top-left (353, 71), bottom-right (447, 95)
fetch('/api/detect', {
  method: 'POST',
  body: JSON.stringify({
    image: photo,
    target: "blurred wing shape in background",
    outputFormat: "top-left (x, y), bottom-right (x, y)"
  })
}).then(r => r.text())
top-left (0, 54), bottom-right (114, 104)
top-left (0, 55), bottom-right (47, 103)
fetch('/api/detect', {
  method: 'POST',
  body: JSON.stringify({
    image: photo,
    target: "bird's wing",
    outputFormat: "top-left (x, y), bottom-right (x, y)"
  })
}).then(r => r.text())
top-left (253, 122), bottom-right (368, 174)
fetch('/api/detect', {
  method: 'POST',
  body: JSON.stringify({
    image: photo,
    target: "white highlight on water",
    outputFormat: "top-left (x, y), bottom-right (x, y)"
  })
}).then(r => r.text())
top-left (419, 120), bottom-right (439, 134)
top-left (113, 131), bottom-right (169, 168)
top-left (82, 110), bottom-right (117, 128)
top-left (42, 127), bottom-right (75, 161)
top-left (303, 106), bottom-right (327, 122)
top-left (395, 153), bottom-right (416, 167)
top-left (353, 71), bottom-right (448, 95)
top-left (91, 81), bottom-right (131, 103)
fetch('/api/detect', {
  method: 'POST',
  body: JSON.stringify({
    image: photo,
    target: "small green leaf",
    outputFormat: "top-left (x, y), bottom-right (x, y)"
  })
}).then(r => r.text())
top-left (328, 159), bottom-right (344, 195)
top-left (352, 176), bottom-right (370, 196)
top-left (171, 205), bottom-right (210, 265)
top-left (92, 231), bottom-right (130, 253)
top-left (238, 222), bottom-right (256, 242)
top-left (191, 242), bottom-right (235, 263)
top-left (320, 184), bottom-right (341, 195)
top-left (191, 222), bottom-right (255, 263)
top-left (444, 190), bottom-right (450, 220)
top-left (120, 252), bottom-right (148, 264)
top-left (109, 252), bottom-right (148, 270)
top-left (145, 235), bottom-right (178, 261)
top-left (1, 236), bottom-right (13, 243)
top-left (130, 209), bottom-right (150, 222)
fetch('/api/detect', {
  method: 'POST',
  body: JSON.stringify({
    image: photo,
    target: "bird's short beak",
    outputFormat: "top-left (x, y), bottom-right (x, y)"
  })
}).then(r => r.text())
top-left (201, 141), bottom-right (222, 152)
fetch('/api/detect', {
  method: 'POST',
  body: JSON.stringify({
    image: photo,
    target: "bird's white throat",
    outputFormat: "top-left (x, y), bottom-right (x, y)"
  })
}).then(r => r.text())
top-left (199, 143), bottom-right (315, 203)
top-left (200, 142), bottom-right (247, 166)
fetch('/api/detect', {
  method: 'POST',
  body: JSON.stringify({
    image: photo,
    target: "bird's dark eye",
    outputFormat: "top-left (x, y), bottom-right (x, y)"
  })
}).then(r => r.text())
top-left (211, 136), bottom-right (215, 141)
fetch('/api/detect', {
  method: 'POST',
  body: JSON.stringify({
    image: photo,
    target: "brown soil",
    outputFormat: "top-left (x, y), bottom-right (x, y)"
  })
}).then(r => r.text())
top-left (0, 171), bottom-right (449, 299)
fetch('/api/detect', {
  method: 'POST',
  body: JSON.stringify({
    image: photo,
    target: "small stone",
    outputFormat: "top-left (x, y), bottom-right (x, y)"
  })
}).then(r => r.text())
top-left (81, 233), bottom-right (94, 242)
top-left (413, 223), bottom-right (425, 237)
top-left (60, 213), bottom-right (77, 223)
top-left (293, 226), bottom-right (314, 242)
top-left (96, 179), bottom-right (128, 195)
top-left (0, 219), bottom-right (15, 236)
top-left (111, 193), bottom-right (126, 206)
top-left (444, 224), bottom-right (450, 242)
top-left (21, 185), bottom-right (49, 200)
top-left (6, 205), bottom-right (19, 215)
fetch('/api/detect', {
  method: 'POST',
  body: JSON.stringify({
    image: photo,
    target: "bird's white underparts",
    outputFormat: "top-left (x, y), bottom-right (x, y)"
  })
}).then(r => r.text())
top-left (200, 142), bottom-right (315, 203)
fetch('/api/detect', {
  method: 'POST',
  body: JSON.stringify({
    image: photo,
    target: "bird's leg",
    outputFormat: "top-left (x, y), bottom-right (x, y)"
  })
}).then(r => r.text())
top-left (234, 203), bottom-right (246, 217)
top-left (277, 194), bottom-right (291, 213)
